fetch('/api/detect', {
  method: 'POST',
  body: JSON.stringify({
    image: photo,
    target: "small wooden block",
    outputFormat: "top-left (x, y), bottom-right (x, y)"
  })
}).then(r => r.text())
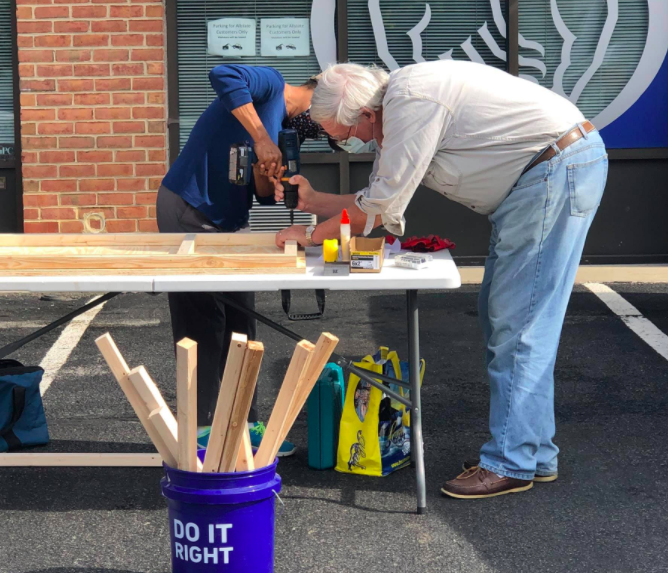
top-left (202, 333), bottom-right (248, 473)
top-left (177, 234), bottom-right (197, 255)
top-left (219, 341), bottom-right (264, 473)
top-left (177, 337), bottom-right (198, 472)
top-left (284, 240), bottom-right (298, 257)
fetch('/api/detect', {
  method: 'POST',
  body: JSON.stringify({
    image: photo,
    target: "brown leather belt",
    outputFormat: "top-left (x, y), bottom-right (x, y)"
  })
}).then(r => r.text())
top-left (525, 120), bottom-right (597, 173)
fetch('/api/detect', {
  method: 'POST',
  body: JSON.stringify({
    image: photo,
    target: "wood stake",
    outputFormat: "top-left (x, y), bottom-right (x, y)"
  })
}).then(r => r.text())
top-left (288, 333), bottom-right (339, 425)
top-left (128, 365), bottom-right (168, 411)
top-left (219, 341), bottom-right (264, 472)
top-left (176, 338), bottom-right (198, 472)
top-left (95, 333), bottom-right (172, 466)
top-left (202, 333), bottom-right (248, 473)
top-left (254, 340), bottom-right (315, 468)
top-left (128, 365), bottom-right (203, 471)
top-left (148, 406), bottom-right (179, 468)
top-left (235, 426), bottom-right (255, 472)
top-left (259, 333), bottom-right (339, 469)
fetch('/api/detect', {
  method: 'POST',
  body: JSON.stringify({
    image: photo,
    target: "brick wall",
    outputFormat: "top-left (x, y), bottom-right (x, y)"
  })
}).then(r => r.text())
top-left (17, 0), bottom-right (167, 233)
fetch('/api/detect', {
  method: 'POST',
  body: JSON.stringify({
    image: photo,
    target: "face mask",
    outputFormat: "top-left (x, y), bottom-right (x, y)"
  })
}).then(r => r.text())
top-left (337, 136), bottom-right (379, 154)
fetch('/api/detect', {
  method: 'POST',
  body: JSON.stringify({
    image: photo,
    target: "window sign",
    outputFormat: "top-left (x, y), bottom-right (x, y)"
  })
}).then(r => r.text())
top-left (261, 18), bottom-right (310, 57)
top-left (207, 18), bottom-right (256, 57)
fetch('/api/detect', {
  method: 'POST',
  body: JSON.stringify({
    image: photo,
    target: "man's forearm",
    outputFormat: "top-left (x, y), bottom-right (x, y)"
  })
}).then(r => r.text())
top-left (305, 191), bottom-right (357, 218)
top-left (232, 102), bottom-right (270, 143)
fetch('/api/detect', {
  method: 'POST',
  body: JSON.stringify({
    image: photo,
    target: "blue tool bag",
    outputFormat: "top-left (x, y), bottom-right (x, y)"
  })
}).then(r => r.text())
top-left (0, 359), bottom-right (49, 452)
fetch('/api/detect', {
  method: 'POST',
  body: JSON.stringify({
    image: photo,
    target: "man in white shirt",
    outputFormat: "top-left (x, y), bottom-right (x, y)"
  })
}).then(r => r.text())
top-left (274, 61), bottom-right (608, 499)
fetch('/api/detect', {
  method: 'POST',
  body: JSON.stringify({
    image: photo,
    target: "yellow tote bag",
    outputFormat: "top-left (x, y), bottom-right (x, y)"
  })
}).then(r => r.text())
top-left (336, 349), bottom-right (425, 477)
top-left (336, 356), bottom-right (384, 477)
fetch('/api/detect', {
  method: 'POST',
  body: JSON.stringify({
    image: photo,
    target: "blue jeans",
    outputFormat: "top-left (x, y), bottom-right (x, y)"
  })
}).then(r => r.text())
top-left (478, 126), bottom-right (608, 480)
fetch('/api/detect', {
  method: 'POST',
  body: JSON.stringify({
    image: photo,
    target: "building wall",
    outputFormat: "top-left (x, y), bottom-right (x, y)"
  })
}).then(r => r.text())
top-left (16, 0), bottom-right (167, 233)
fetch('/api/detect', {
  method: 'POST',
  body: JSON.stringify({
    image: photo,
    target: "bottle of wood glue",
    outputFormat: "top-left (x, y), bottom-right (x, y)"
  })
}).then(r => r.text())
top-left (340, 209), bottom-right (351, 262)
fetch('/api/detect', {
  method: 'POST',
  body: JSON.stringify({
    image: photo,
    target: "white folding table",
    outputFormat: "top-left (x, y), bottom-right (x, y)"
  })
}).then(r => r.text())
top-left (0, 247), bottom-right (460, 513)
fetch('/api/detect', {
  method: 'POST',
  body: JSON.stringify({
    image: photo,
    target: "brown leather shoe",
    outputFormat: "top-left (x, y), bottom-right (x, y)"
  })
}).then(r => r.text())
top-left (441, 466), bottom-right (533, 499)
top-left (462, 460), bottom-right (558, 483)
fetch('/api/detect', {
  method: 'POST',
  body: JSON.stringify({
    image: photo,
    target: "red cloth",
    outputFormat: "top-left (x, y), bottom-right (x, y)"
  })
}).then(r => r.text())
top-left (387, 235), bottom-right (455, 252)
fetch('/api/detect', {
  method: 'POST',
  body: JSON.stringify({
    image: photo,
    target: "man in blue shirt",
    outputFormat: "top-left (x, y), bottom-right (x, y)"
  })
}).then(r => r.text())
top-left (157, 65), bottom-right (319, 455)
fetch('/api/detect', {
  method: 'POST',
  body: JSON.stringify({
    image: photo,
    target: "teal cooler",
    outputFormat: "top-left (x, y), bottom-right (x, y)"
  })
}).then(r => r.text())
top-left (307, 363), bottom-right (345, 470)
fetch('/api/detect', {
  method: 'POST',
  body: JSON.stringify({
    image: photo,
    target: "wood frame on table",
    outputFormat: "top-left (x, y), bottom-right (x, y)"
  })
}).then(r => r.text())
top-left (0, 233), bottom-right (303, 275)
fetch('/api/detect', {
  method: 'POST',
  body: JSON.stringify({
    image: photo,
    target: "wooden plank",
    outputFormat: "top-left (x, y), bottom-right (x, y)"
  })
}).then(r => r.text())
top-left (128, 365), bottom-right (203, 471)
top-left (95, 332), bottom-right (131, 381)
top-left (0, 253), bottom-right (297, 271)
top-left (0, 232), bottom-right (278, 248)
top-left (254, 340), bottom-right (315, 468)
top-left (128, 365), bottom-right (168, 412)
top-left (219, 341), bottom-right (264, 473)
top-left (235, 426), bottom-right (255, 472)
top-left (177, 234), bottom-right (197, 255)
top-left (0, 453), bottom-right (163, 467)
top-left (202, 333), bottom-right (248, 473)
top-left (0, 264), bottom-right (305, 276)
top-left (176, 337), bottom-right (198, 472)
top-left (0, 246), bottom-right (176, 256)
top-left (287, 333), bottom-right (340, 427)
top-left (192, 233), bottom-right (278, 247)
top-left (95, 333), bottom-right (173, 467)
top-left (0, 233), bottom-right (187, 247)
top-left (147, 406), bottom-right (179, 468)
top-left (257, 333), bottom-right (340, 469)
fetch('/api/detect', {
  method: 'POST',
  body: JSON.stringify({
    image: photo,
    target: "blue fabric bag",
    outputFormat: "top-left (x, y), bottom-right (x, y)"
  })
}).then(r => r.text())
top-left (0, 359), bottom-right (49, 452)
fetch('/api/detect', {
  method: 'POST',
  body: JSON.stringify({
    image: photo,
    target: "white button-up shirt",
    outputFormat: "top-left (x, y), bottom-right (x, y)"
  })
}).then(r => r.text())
top-left (355, 60), bottom-right (585, 236)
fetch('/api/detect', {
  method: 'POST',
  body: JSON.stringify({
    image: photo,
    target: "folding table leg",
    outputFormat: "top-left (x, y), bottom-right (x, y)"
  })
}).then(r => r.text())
top-left (407, 289), bottom-right (427, 514)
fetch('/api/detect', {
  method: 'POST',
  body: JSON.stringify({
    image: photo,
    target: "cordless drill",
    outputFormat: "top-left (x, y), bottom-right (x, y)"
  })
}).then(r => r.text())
top-left (278, 129), bottom-right (300, 225)
top-left (229, 128), bottom-right (300, 225)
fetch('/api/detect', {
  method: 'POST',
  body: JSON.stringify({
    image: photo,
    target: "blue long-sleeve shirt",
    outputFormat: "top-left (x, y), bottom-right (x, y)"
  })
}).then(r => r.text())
top-left (162, 65), bottom-right (286, 230)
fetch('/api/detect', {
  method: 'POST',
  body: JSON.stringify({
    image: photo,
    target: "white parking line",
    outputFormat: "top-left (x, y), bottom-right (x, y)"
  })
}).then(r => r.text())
top-left (39, 296), bottom-right (109, 396)
top-left (584, 282), bottom-right (668, 362)
top-left (0, 318), bottom-right (160, 329)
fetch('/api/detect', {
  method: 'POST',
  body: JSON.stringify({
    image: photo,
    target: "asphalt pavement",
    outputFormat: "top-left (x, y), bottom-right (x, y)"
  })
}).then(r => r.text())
top-left (0, 284), bottom-right (666, 573)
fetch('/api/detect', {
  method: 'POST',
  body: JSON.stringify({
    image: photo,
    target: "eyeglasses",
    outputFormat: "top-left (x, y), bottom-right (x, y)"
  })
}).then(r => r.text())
top-left (333, 123), bottom-right (358, 146)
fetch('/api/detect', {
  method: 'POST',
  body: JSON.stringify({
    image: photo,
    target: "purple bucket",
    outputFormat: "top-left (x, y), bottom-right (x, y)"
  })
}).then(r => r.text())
top-left (161, 451), bottom-right (281, 573)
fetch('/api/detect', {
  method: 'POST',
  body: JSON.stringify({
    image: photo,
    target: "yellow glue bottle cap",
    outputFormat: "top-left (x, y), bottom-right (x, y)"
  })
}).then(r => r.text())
top-left (323, 239), bottom-right (339, 263)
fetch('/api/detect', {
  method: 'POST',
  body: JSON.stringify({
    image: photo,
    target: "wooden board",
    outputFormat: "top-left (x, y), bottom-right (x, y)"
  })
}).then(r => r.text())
top-left (219, 341), bottom-right (264, 472)
top-left (95, 333), bottom-right (177, 468)
top-left (0, 453), bottom-right (163, 467)
top-left (254, 340), bottom-right (314, 468)
top-left (202, 333), bottom-right (248, 473)
top-left (0, 233), bottom-right (303, 275)
top-left (176, 338), bottom-right (198, 472)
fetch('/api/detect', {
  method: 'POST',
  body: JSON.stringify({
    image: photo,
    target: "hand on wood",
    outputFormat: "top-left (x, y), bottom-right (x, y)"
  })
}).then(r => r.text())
top-left (275, 225), bottom-right (309, 248)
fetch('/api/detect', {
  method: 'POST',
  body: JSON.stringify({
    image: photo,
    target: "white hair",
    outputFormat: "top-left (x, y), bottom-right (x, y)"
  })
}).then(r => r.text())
top-left (310, 63), bottom-right (390, 126)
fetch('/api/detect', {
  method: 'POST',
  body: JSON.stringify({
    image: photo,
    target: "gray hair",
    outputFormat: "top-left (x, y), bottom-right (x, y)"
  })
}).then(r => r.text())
top-left (310, 63), bottom-right (390, 127)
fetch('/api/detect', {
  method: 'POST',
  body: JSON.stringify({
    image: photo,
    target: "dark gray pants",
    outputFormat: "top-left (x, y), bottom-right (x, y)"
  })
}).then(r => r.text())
top-left (156, 186), bottom-right (258, 426)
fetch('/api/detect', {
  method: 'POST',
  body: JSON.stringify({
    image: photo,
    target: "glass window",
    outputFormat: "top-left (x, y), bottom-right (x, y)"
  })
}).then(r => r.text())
top-left (0, 0), bottom-right (15, 154)
top-left (347, 0), bottom-right (508, 71)
top-left (518, 0), bottom-right (648, 122)
top-left (176, 0), bottom-right (328, 152)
